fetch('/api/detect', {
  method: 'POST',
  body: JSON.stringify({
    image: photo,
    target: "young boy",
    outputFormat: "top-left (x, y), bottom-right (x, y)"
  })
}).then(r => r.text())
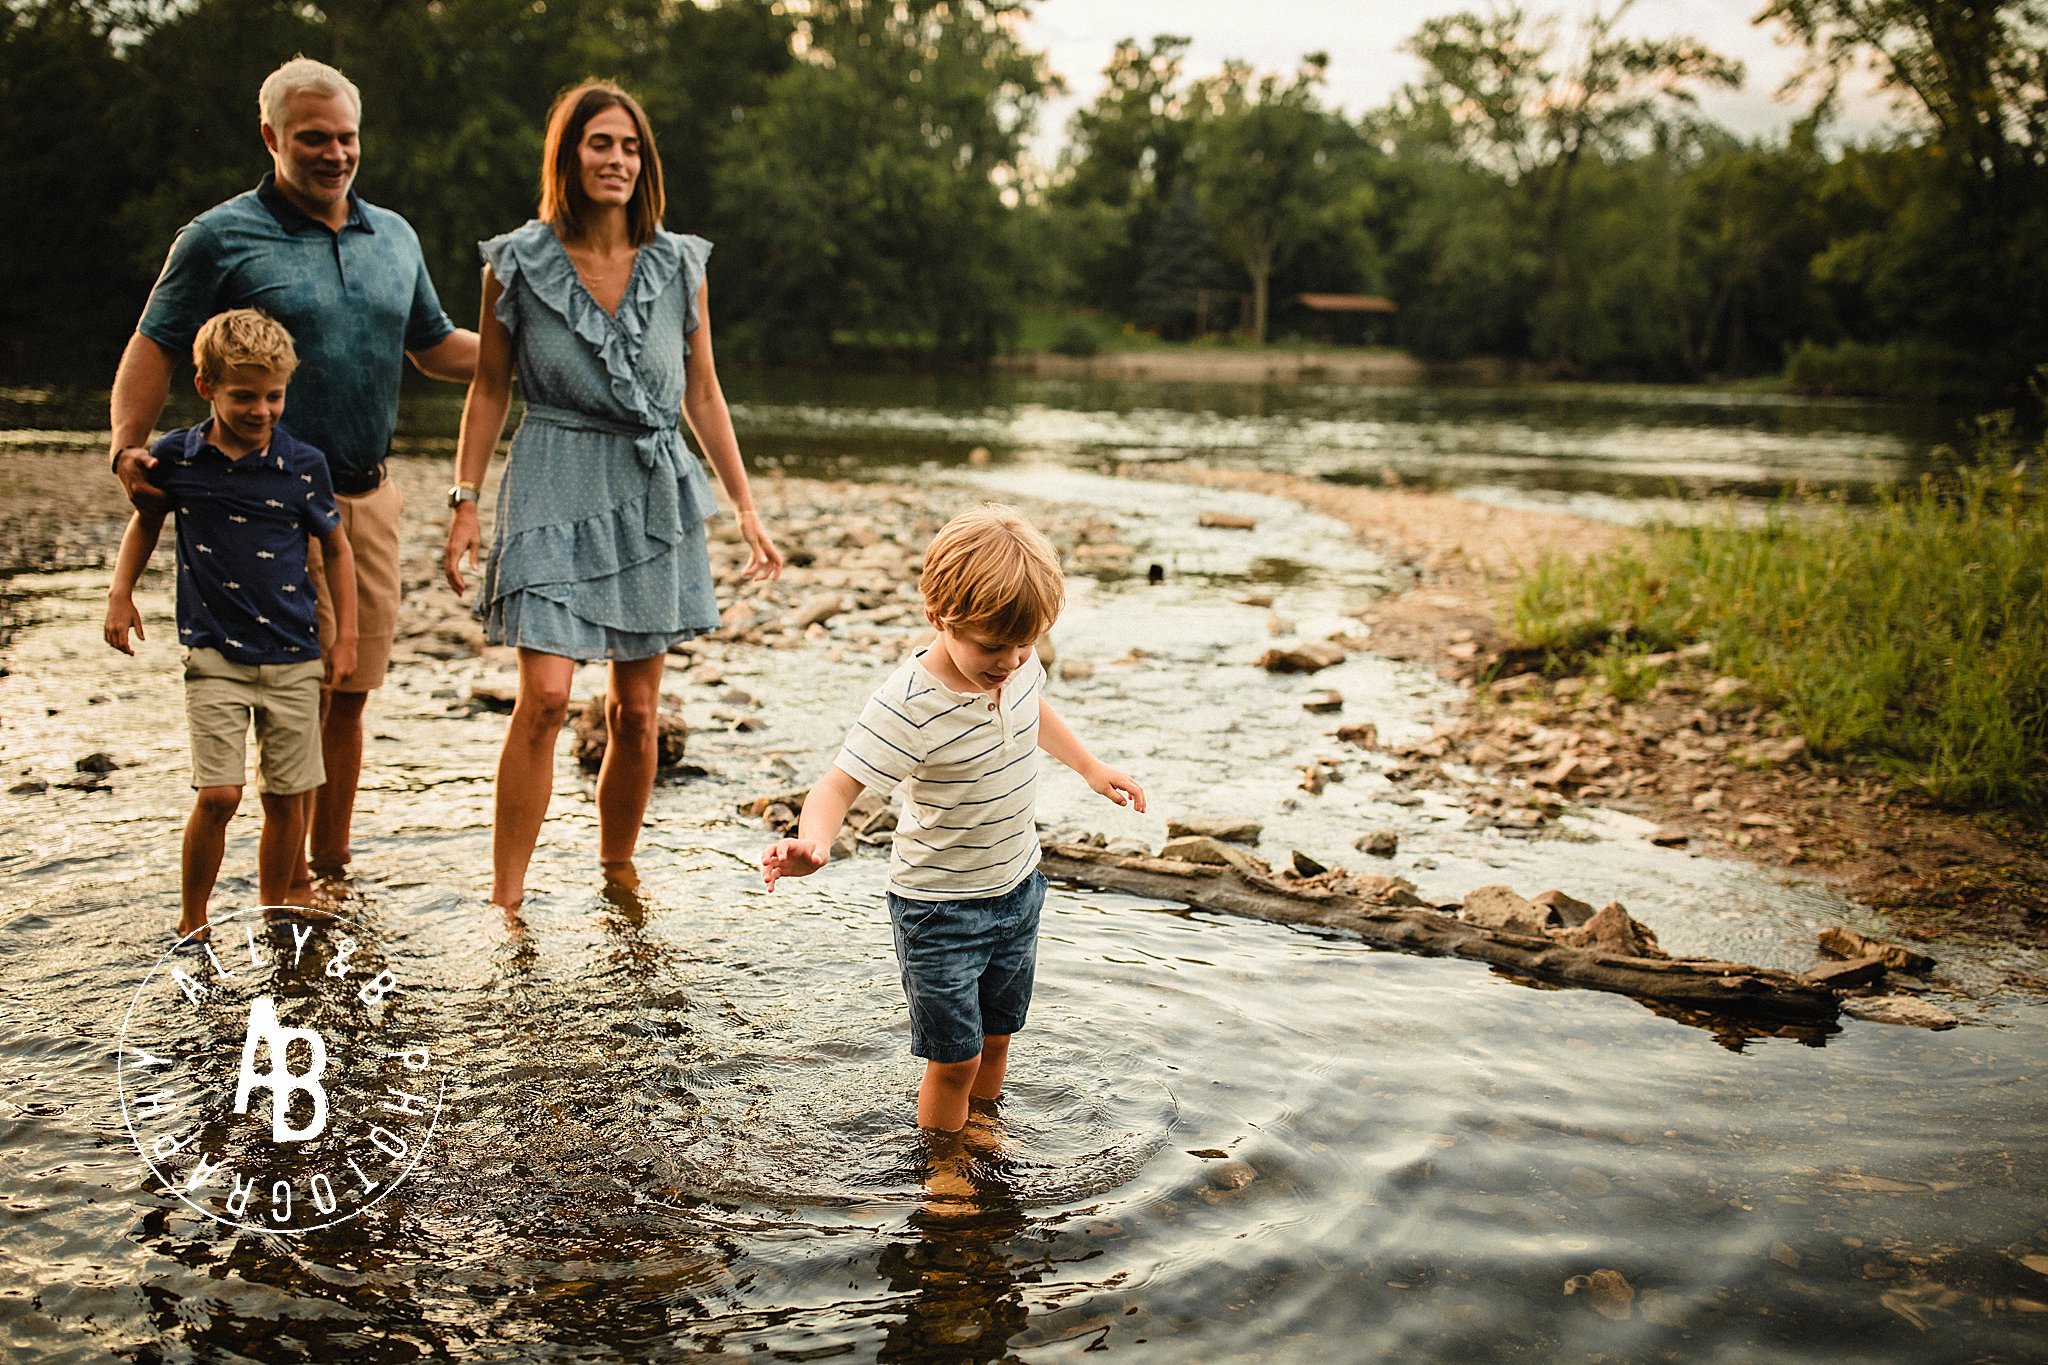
top-left (103, 309), bottom-right (357, 941)
top-left (762, 504), bottom-right (1144, 1134)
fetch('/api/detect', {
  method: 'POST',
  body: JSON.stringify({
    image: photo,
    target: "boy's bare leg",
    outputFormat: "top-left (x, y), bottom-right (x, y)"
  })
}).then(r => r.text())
top-left (310, 688), bottom-right (367, 872)
top-left (491, 649), bottom-right (576, 908)
top-left (596, 654), bottom-right (665, 874)
top-left (180, 786), bottom-right (241, 940)
top-left (258, 790), bottom-right (311, 908)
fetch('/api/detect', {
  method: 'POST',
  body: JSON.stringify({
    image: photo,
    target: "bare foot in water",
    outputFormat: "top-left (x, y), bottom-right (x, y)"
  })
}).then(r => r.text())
top-left (919, 1130), bottom-right (982, 1217)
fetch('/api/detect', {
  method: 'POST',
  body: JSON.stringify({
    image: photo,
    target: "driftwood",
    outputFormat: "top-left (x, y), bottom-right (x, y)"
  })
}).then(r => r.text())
top-left (1039, 842), bottom-right (1840, 1024)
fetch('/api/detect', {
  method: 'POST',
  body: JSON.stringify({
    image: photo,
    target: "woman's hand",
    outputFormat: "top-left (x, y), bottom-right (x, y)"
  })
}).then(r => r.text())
top-left (444, 507), bottom-right (480, 596)
top-left (738, 510), bottom-right (784, 581)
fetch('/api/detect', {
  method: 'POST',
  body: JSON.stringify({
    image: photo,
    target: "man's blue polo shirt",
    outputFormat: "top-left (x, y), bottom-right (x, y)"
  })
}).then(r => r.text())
top-left (147, 422), bottom-right (342, 665)
top-left (137, 174), bottom-right (455, 475)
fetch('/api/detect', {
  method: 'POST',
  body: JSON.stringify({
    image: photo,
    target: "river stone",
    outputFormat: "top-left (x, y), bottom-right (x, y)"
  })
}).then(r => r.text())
top-left (1564, 1268), bottom-right (1635, 1321)
top-left (1289, 850), bottom-right (1329, 877)
top-left (1355, 830), bottom-right (1398, 858)
top-left (1303, 690), bottom-right (1343, 713)
top-left (1818, 926), bottom-right (1935, 975)
top-left (1803, 956), bottom-right (1888, 989)
top-left (1649, 825), bottom-right (1689, 846)
top-left (1531, 889), bottom-right (1596, 928)
top-left (1335, 722), bottom-right (1378, 748)
top-left (1199, 511), bottom-right (1257, 530)
top-left (9, 778), bottom-right (48, 795)
top-left (1557, 903), bottom-right (1667, 958)
top-left (1167, 817), bottom-right (1262, 844)
top-left (1843, 993), bottom-right (1958, 1029)
top-left (1460, 885), bottom-right (1549, 937)
top-left (1160, 835), bottom-right (1263, 874)
top-left (75, 752), bottom-right (118, 774)
top-left (1256, 641), bottom-right (1346, 674)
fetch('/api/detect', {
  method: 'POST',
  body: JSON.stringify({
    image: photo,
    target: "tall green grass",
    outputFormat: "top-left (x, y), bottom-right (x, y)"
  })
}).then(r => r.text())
top-left (1511, 414), bottom-right (2048, 811)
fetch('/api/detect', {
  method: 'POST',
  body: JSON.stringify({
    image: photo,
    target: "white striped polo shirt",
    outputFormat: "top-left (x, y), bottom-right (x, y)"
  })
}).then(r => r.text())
top-left (833, 646), bottom-right (1045, 901)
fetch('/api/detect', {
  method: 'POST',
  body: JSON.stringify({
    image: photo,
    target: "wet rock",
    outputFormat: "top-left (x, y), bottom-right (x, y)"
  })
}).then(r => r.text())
top-left (1355, 830), bottom-right (1398, 858)
top-left (466, 680), bottom-right (519, 713)
top-left (743, 788), bottom-right (812, 819)
top-left (1353, 874), bottom-right (1432, 908)
top-left (1531, 889), bottom-right (1596, 929)
top-left (9, 778), bottom-right (48, 795)
top-left (75, 752), bottom-right (119, 774)
top-left (1334, 722), bottom-right (1378, 748)
top-left (1199, 511), bottom-right (1257, 530)
top-left (1058, 658), bottom-right (1094, 682)
top-left (1160, 835), bottom-right (1263, 874)
top-left (571, 699), bottom-right (688, 774)
top-left (1257, 641), bottom-right (1345, 674)
top-left (1239, 593), bottom-right (1274, 608)
top-left (1649, 825), bottom-right (1689, 847)
top-left (1165, 817), bottom-right (1262, 845)
top-left (1803, 956), bottom-right (1889, 989)
top-left (1844, 994), bottom-right (1958, 1029)
top-left (1035, 634), bottom-right (1057, 667)
top-left (1564, 1268), bottom-right (1635, 1321)
top-left (966, 445), bottom-right (991, 466)
top-left (1557, 903), bottom-right (1667, 959)
top-left (1205, 1158), bottom-right (1257, 1193)
top-left (1818, 926), bottom-right (1935, 975)
top-left (1461, 885), bottom-right (1550, 937)
top-left (1289, 850), bottom-right (1329, 877)
top-left (1303, 690), bottom-right (1343, 714)
top-left (718, 600), bottom-right (758, 636)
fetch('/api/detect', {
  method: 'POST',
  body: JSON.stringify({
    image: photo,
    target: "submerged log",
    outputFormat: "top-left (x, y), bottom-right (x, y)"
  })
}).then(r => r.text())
top-left (1039, 842), bottom-right (1840, 1024)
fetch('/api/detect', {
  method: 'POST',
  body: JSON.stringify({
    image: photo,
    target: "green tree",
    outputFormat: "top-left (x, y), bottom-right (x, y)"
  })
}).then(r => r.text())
top-left (1130, 175), bottom-right (1232, 337)
top-left (1186, 54), bottom-right (1354, 343)
top-left (713, 0), bottom-right (1053, 362)
top-left (1400, 1), bottom-right (1741, 369)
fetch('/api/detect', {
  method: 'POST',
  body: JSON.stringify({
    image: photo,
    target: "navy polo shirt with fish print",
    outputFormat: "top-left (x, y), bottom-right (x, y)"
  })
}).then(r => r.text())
top-left (146, 422), bottom-right (342, 664)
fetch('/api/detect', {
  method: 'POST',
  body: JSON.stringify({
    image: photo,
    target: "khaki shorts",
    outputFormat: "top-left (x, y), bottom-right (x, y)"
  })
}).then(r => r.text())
top-left (185, 648), bottom-right (327, 794)
top-left (308, 474), bottom-right (404, 693)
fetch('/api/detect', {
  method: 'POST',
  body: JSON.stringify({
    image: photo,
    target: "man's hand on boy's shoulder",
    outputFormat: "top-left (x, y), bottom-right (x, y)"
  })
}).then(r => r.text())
top-left (1085, 762), bottom-right (1147, 814)
top-left (761, 837), bottom-right (831, 889)
top-left (103, 594), bottom-right (144, 655)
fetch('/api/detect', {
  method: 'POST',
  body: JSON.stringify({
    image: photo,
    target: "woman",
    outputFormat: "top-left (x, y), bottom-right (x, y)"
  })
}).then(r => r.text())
top-left (445, 81), bottom-right (781, 909)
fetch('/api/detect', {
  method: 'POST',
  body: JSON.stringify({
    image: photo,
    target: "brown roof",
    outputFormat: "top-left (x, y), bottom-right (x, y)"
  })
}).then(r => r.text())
top-left (1296, 293), bottom-right (1397, 314)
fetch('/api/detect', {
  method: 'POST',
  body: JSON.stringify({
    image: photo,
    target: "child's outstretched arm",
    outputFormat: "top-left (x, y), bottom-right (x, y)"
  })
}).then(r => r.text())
top-left (762, 766), bottom-right (866, 889)
top-left (103, 508), bottom-right (166, 654)
top-left (1038, 695), bottom-right (1146, 812)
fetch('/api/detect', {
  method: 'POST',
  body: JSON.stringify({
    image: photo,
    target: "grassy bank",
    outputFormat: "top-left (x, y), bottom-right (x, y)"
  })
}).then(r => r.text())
top-left (1510, 415), bottom-right (2047, 812)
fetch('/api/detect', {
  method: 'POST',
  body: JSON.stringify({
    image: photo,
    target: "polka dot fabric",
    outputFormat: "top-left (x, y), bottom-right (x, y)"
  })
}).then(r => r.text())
top-left (472, 219), bottom-right (721, 661)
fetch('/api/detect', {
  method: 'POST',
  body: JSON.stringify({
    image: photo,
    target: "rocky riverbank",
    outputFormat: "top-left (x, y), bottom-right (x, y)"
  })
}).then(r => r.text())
top-left (1161, 466), bottom-right (2048, 949)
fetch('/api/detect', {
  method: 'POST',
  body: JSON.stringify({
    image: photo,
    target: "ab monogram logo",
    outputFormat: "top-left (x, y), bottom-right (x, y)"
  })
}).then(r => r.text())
top-left (117, 907), bottom-right (446, 1233)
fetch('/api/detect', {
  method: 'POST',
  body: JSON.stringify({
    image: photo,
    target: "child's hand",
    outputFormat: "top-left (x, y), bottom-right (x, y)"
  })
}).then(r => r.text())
top-left (1087, 764), bottom-right (1147, 813)
top-left (325, 635), bottom-right (358, 688)
top-left (762, 837), bottom-right (830, 889)
top-left (104, 597), bottom-right (144, 655)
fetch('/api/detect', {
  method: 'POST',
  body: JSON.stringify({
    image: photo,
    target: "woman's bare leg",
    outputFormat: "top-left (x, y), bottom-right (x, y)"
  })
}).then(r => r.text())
top-left (491, 649), bottom-right (576, 907)
top-left (596, 653), bottom-right (666, 871)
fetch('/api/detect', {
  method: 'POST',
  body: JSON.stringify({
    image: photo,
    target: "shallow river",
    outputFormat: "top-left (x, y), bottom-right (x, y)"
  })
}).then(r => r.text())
top-left (4, 384), bottom-right (2047, 1361)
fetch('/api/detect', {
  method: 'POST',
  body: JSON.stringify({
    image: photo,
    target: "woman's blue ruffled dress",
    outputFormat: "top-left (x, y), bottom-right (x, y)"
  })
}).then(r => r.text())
top-left (474, 219), bottom-right (722, 661)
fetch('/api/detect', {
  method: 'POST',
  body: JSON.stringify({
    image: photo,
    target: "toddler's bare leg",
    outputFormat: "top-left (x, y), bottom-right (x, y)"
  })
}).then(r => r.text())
top-left (180, 786), bottom-right (241, 939)
top-left (969, 1034), bottom-right (1010, 1101)
top-left (917, 1056), bottom-right (983, 1133)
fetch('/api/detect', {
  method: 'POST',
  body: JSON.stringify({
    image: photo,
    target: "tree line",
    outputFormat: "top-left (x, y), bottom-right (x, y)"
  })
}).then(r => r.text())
top-left (3, 0), bottom-right (2044, 396)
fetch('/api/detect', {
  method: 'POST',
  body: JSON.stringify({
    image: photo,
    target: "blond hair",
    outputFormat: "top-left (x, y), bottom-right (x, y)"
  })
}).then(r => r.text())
top-left (193, 310), bottom-right (298, 386)
top-left (920, 504), bottom-right (1065, 643)
top-left (258, 56), bottom-right (361, 130)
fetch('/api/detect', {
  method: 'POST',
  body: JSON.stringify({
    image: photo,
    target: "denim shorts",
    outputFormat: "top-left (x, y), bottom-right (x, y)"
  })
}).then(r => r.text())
top-left (887, 870), bottom-right (1046, 1064)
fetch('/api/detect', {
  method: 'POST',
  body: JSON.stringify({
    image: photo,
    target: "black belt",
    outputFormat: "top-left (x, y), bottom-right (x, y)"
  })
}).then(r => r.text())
top-left (330, 461), bottom-right (386, 496)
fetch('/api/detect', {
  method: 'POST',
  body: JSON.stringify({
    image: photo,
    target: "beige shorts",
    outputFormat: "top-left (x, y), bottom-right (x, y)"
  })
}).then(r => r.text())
top-left (185, 647), bottom-right (327, 794)
top-left (308, 473), bottom-right (405, 692)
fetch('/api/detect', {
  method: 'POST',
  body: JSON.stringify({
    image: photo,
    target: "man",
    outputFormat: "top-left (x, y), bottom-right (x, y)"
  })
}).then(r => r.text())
top-left (111, 56), bottom-right (478, 891)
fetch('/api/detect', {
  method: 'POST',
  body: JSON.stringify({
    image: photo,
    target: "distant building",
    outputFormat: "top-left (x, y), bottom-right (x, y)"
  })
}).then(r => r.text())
top-left (1288, 293), bottom-right (1398, 346)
